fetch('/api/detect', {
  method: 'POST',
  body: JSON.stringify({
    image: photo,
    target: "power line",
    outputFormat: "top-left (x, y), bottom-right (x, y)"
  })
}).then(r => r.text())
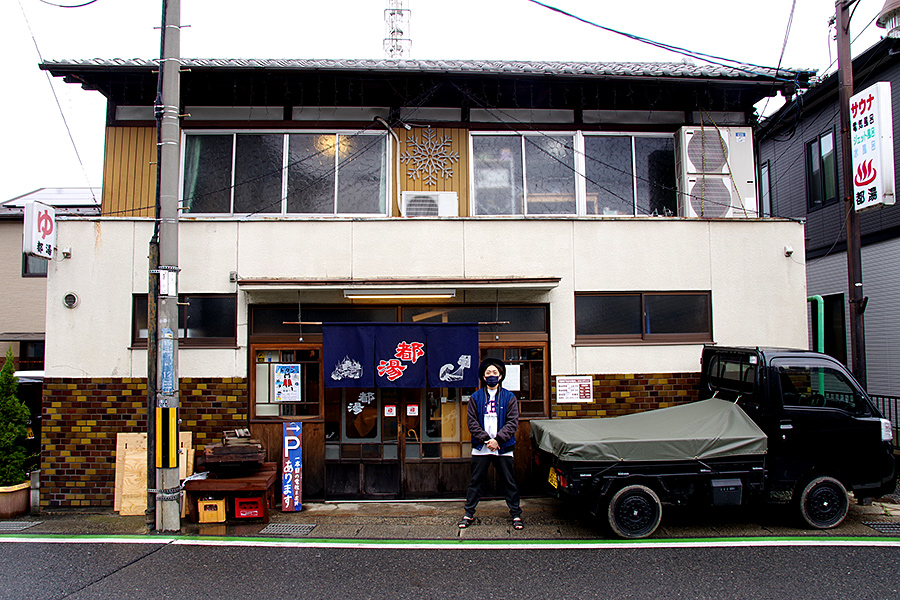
top-left (17, 0), bottom-right (96, 202)
top-left (525, 0), bottom-right (804, 83)
top-left (37, 0), bottom-right (100, 7)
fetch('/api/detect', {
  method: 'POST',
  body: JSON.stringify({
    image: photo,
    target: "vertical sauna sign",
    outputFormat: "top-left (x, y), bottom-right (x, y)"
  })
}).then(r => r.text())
top-left (282, 422), bottom-right (302, 511)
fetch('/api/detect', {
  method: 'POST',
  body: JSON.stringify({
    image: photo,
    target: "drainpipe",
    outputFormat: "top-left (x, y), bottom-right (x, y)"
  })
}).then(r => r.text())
top-left (375, 116), bottom-right (403, 214)
top-left (808, 294), bottom-right (826, 396)
top-left (808, 295), bottom-right (825, 353)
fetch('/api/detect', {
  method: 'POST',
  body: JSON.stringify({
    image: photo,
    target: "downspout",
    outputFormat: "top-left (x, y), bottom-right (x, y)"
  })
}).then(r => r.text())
top-left (808, 294), bottom-right (825, 396)
top-left (375, 117), bottom-right (402, 215)
top-left (807, 295), bottom-right (825, 352)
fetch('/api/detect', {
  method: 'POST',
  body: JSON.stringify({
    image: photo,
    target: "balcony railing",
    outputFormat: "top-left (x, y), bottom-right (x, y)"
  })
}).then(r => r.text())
top-left (871, 395), bottom-right (900, 452)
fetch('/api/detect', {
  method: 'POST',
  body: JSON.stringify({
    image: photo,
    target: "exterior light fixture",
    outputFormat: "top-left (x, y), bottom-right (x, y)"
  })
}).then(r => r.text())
top-left (343, 289), bottom-right (456, 300)
top-left (877, 0), bottom-right (900, 38)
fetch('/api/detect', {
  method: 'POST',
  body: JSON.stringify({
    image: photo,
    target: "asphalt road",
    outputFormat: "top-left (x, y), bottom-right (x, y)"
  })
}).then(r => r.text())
top-left (2, 540), bottom-right (899, 600)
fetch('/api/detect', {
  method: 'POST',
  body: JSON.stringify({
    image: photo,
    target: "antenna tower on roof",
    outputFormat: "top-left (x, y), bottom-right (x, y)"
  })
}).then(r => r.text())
top-left (384, 0), bottom-right (411, 59)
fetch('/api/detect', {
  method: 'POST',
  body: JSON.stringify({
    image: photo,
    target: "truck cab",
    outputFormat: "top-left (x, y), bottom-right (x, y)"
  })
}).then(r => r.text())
top-left (700, 346), bottom-right (896, 503)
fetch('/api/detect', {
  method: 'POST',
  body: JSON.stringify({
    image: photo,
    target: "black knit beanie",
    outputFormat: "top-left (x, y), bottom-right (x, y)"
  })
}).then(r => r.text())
top-left (478, 357), bottom-right (506, 384)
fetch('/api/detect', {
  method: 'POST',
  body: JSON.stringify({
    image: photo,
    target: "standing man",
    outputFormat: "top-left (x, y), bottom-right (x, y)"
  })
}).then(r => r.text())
top-left (459, 357), bottom-right (523, 530)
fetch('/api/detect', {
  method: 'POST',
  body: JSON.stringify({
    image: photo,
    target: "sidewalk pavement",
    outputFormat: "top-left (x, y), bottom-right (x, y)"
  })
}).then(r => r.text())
top-left (3, 495), bottom-right (899, 541)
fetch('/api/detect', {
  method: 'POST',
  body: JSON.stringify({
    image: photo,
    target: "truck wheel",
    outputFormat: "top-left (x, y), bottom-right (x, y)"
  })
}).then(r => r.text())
top-left (798, 476), bottom-right (849, 529)
top-left (607, 484), bottom-right (662, 539)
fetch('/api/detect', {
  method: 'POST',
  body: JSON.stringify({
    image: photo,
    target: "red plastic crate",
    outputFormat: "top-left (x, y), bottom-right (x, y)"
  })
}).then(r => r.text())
top-left (234, 497), bottom-right (263, 519)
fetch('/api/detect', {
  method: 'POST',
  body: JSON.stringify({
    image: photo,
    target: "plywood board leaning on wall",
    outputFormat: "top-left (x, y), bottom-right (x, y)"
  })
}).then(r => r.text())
top-left (114, 432), bottom-right (193, 515)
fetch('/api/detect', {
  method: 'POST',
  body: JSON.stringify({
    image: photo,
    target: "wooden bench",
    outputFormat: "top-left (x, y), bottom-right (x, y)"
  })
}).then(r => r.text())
top-left (184, 462), bottom-right (279, 523)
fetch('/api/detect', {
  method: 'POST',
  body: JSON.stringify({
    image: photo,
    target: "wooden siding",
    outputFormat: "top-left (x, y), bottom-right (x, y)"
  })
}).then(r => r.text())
top-left (396, 127), bottom-right (470, 216)
top-left (102, 126), bottom-right (157, 217)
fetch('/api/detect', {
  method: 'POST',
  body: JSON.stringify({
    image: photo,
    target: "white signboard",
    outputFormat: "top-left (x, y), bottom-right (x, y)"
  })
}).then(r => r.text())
top-left (273, 364), bottom-right (301, 402)
top-left (556, 376), bottom-right (594, 403)
top-left (23, 201), bottom-right (56, 259)
top-left (850, 81), bottom-right (895, 212)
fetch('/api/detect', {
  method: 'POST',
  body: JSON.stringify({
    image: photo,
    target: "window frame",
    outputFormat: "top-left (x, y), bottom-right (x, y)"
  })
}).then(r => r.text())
top-left (806, 128), bottom-right (839, 211)
top-left (574, 291), bottom-right (713, 344)
top-left (131, 293), bottom-right (238, 348)
top-left (469, 131), bottom-right (677, 217)
top-left (180, 129), bottom-right (391, 217)
top-left (759, 159), bottom-right (771, 217)
top-left (22, 253), bottom-right (48, 278)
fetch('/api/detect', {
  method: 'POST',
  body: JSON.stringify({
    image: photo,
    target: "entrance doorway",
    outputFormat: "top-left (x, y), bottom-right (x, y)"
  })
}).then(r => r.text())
top-left (324, 386), bottom-right (472, 498)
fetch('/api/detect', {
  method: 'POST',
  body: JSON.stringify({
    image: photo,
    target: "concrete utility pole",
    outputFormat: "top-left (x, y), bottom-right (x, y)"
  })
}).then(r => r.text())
top-left (152, 0), bottom-right (182, 532)
top-left (836, 1), bottom-right (867, 389)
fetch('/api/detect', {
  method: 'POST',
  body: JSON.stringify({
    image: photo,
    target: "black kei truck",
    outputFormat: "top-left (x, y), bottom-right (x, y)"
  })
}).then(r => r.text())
top-left (531, 346), bottom-right (897, 539)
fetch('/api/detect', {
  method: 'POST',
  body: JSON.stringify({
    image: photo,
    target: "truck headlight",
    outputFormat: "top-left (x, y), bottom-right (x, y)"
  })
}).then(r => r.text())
top-left (881, 418), bottom-right (894, 443)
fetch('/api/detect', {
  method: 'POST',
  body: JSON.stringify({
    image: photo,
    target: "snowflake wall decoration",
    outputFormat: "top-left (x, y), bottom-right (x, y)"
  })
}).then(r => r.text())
top-left (400, 128), bottom-right (460, 186)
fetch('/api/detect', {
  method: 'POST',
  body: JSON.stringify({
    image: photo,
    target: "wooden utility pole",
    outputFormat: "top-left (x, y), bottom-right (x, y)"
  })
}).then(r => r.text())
top-left (836, 0), bottom-right (867, 388)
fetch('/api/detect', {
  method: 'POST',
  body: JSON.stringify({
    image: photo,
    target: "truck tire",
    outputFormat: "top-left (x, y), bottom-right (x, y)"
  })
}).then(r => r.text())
top-left (607, 484), bottom-right (662, 539)
top-left (798, 476), bottom-right (849, 529)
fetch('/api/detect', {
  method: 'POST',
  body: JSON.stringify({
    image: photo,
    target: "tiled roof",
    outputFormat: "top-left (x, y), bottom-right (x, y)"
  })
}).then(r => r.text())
top-left (41, 57), bottom-right (811, 81)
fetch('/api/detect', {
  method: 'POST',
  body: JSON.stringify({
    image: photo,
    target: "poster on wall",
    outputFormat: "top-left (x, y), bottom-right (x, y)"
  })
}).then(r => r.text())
top-left (556, 376), bottom-right (594, 403)
top-left (273, 364), bottom-right (301, 402)
top-left (282, 422), bottom-right (302, 512)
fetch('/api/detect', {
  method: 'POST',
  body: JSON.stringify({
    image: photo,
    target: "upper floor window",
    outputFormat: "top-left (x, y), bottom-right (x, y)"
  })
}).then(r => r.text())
top-left (806, 130), bottom-right (838, 211)
top-left (181, 132), bottom-right (389, 216)
top-left (22, 254), bottom-right (48, 278)
top-left (575, 291), bottom-right (712, 343)
top-left (471, 132), bottom-right (676, 217)
top-left (759, 160), bottom-right (771, 217)
top-left (132, 294), bottom-right (237, 347)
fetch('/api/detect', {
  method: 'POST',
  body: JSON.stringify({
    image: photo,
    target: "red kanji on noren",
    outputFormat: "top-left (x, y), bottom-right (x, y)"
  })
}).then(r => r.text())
top-left (394, 341), bottom-right (425, 363)
top-left (377, 359), bottom-right (407, 381)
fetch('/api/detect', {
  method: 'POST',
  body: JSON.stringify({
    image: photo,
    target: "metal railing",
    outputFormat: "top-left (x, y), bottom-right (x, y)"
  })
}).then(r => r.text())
top-left (871, 395), bottom-right (900, 451)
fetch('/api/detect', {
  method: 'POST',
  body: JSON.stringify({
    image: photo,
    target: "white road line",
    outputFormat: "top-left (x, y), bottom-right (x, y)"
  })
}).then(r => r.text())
top-left (2, 536), bottom-right (900, 550)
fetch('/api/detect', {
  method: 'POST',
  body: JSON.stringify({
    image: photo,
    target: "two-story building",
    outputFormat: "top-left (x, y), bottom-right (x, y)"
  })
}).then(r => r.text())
top-left (1, 188), bottom-right (99, 462)
top-left (758, 37), bottom-right (900, 398)
top-left (37, 57), bottom-right (814, 507)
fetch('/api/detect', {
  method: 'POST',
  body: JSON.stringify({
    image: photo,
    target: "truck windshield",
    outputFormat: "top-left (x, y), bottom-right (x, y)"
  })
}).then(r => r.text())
top-left (776, 364), bottom-right (865, 413)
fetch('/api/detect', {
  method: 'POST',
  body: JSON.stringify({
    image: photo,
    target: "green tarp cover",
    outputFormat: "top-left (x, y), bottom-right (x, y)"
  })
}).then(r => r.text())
top-left (531, 398), bottom-right (767, 463)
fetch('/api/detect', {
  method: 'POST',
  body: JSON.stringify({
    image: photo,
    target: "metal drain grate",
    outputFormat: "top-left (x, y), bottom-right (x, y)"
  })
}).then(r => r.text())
top-left (863, 521), bottom-right (900, 535)
top-left (258, 523), bottom-right (317, 536)
top-left (0, 521), bottom-right (41, 532)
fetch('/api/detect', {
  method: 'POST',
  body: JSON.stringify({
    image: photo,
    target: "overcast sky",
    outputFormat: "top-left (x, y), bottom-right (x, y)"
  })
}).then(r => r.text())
top-left (0, 0), bottom-right (887, 201)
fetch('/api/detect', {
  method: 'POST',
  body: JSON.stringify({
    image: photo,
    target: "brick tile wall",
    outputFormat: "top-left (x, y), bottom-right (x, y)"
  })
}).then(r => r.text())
top-left (41, 377), bottom-right (248, 508)
top-left (550, 372), bottom-right (700, 418)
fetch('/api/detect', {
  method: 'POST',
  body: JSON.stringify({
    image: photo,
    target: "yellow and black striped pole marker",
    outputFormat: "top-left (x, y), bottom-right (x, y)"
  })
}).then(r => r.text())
top-left (155, 407), bottom-right (179, 469)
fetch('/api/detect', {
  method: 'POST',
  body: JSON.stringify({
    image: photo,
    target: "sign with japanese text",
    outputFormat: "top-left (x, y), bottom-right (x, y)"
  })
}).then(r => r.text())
top-left (23, 201), bottom-right (56, 259)
top-left (850, 82), bottom-right (895, 212)
top-left (282, 422), bottom-right (302, 512)
top-left (273, 364), bottom-right (301, 402)
top-left (556, 376), bottom-right (594, 403)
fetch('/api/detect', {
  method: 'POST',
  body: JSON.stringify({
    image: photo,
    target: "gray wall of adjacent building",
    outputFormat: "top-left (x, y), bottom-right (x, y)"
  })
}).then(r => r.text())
top-left (807, 236), bottom-right (900, 396)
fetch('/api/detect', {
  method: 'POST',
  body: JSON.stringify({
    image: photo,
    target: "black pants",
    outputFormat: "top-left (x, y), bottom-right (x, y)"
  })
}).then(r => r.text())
top-left (464, 454), bottom-right (522, 518)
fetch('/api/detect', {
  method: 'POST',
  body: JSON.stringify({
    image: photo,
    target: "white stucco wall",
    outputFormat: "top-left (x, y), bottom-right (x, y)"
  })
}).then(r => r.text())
top-left (44, 217), bottom-right (808, 379)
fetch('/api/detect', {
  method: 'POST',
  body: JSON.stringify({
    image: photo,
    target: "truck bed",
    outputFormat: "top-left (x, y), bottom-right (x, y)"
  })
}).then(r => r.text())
top-left (531, 398), bottom-right (768, 463)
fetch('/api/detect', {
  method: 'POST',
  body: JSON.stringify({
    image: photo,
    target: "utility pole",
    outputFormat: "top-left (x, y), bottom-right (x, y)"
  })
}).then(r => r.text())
top-left (836, 0), bottom-right (867, 388)
top-left (151, 0), bottom-right (182, 532)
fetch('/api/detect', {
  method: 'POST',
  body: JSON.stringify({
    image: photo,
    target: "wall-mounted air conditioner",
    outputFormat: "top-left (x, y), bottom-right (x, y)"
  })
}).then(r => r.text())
top-left (400, 191), bottom-right (459, 216)
top-left (675, 126), bottom-right (758, 218)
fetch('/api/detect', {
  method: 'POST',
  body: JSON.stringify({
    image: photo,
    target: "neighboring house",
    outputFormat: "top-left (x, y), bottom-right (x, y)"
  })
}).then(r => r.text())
top-left (38, 57), bottom-right (814, 507)
top-left (758, 37), bottom-right (900, 397)
top-left (0, 188), bottom-right (100, 459)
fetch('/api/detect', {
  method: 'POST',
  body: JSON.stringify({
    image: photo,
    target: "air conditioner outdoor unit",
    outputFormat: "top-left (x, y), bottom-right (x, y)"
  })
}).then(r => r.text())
top-left (675, 126), bottom-right (758, 218)
top-left (400, 191), bottom-right (459, 216)
top-left (679, 175), bottom-right (758, 218)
